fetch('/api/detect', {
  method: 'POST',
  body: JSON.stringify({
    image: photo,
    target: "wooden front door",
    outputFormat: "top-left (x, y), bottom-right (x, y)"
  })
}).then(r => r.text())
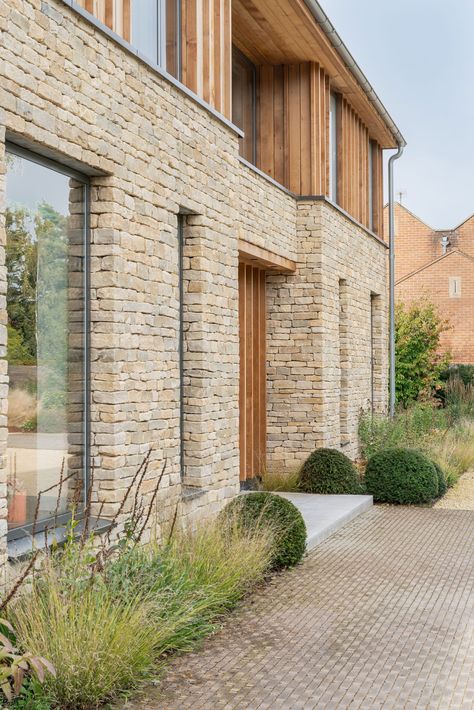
top-left (239, 262), bottom-right (267, 482)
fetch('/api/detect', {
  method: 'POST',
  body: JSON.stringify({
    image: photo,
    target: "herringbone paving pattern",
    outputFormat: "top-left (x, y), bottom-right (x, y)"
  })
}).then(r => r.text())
top-left (127, 507), bottom-right (474, 709)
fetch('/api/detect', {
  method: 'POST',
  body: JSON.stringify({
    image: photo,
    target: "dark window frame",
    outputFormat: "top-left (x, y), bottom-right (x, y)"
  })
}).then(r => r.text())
top-left (5, 142), bottom-right (91, 544)
top-left (131, 0), bottom-right (182, 80)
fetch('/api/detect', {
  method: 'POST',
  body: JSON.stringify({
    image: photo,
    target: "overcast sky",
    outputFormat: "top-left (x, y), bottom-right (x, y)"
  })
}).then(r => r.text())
top-left (322, 0), bottom-right (474, 229)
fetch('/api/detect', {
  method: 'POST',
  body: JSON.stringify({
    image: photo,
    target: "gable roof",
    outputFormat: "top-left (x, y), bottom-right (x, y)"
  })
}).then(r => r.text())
top-left (385, 202), bottom-right (474, 233)
top-left (396, 248), bottom-right (474, 285)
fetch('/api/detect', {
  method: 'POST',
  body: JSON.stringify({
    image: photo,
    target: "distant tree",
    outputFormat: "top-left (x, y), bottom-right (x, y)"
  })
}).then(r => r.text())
top-left (6, 203), bottom-right (68, 380)
top-left (5, 206), bottom-right (37, 361)
top-left (395, 301), bottom-right (450, 406)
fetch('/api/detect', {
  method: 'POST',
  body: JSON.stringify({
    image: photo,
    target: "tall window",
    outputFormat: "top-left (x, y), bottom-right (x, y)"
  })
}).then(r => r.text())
top-left (338, 279), bottom-right (349, 446)
top-left (329, 93), bottom-right (339, 203)
top-left (370, 293), bottom-right (382, 411)
top-left (232, 47), bottom-right (257, 164)
top-left (177, 214), bottom-right (185, 479)
top-left (368, 140), bottom-right (375, 232)
top-left (131, 0), bottom-right (181, 78)
top-left (5, 148), bottom-right (88, 533)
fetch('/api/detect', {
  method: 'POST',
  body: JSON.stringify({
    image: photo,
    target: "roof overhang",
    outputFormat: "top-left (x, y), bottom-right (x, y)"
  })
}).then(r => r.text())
top-left (233, 0), bottom-right (405, 149)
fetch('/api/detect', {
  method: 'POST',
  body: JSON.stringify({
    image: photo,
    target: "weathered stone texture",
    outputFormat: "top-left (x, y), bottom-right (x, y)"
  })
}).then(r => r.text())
top-left (267, 201), bottom-right (388, 465)
top-left (0, 0), bottom-right (388, 564)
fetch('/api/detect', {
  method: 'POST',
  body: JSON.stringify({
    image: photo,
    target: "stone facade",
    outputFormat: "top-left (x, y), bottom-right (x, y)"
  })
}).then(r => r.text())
top-left (0, 0), bottom-right (388, 567)
top-left (385, 203), bottom-right (474, 364)
top-left (267, 201), bottom-right (388, 465)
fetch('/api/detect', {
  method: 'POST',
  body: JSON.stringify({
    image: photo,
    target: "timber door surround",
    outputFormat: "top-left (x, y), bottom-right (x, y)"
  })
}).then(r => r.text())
top-left (239, 261), bottom-right (266, 482)
top-left (238, 240), bottom-right (297, 483)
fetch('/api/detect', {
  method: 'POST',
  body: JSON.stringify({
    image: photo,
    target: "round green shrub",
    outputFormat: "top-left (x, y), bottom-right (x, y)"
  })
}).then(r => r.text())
top-left (299, 448), bottom-right (361, 494)
top-left (365, 448), bottom-right (439, 504)
top-left (432, 461), bottom-right (447, 497)
top-left (224, 492), bottom-right (306, 570)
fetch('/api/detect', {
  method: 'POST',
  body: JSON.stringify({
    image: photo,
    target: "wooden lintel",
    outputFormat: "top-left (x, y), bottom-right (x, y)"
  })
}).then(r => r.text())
top-left (238, 239), bottom-right (297, 273)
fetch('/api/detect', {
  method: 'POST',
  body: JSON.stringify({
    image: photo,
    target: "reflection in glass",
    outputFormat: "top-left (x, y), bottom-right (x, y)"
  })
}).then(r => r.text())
top-left (232, 48), bottom-right (257, 164)
top-left (132, 0), bottom-right (159, 63)
top-left (130, 0), bottom-right (181, 78)
top-left (5, 151), bottom-right (86, 530)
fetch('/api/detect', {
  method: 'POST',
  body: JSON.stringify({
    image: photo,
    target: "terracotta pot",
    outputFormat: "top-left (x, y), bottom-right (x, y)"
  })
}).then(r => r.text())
top-left (8, 490), bottom-right (27, 525)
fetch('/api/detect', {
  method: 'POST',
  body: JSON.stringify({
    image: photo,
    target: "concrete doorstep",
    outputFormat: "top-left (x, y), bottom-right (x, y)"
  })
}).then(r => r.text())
top-left (276, 492), bottom-right (373, 550)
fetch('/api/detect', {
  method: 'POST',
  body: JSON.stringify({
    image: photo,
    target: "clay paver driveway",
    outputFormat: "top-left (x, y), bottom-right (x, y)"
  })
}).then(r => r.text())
top-left (126, 506), bottom-right (474, 709)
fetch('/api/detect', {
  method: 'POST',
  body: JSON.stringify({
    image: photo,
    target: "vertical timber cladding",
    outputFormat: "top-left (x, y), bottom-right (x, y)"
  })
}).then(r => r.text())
top-left (239, 262), bottom-right (267, 482)
top-left (76, 0), bottom-right (131, 41)
top-left (257, 62), bottom-right (331, 195)
top-left (181, 0), bottom-right (232, 117)
top-left (337, 98), bottom-right (384, 235)
top-left (76, 0), bottom-right (232, 118)
top-left (257, 63), bottom-right (384, 235)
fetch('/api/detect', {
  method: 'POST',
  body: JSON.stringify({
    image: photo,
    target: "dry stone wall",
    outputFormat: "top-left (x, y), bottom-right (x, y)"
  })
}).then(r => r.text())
top-left (266, 200), bottom-right (388, 465)
top-left (0, 0), bottom-right (388, 568)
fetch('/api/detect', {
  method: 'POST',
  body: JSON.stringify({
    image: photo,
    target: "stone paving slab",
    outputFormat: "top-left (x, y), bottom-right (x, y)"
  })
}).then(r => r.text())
top-left (123, 507), bottom-right (474, 709)
top-left (277, 492), bottom-right (373, 550)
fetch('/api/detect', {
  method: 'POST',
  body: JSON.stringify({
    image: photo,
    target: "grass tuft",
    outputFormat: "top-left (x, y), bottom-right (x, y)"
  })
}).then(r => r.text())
top-left (260, 467), bottom-right (301, 492)
top-left (9, 513), bottom-right (273, 709)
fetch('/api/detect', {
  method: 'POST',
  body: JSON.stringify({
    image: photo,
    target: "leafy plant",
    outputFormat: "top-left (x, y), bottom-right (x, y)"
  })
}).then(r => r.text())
top-left (20, 417), bottom-right (37, 433)
top-left (364, 448), bottom-right (439, 504)
top-left (395, 300), bottom-right (450, 406)
top-left (0, 618), bottom-right (54, 704)
top-left (299, 448), bottom-right (362, 494)
top-left (223, 492), bottom-right (306, 570)
top-left (359, 399), bottom-right (474, 490)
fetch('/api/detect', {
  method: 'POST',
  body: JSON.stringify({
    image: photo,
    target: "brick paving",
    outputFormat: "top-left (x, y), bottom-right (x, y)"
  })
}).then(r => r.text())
top-left (125, 507), bottom-right (474, 709)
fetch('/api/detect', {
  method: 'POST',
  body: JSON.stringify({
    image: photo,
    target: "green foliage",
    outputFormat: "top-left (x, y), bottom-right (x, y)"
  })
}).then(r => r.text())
top-left (440, 364), bottom-right (474, 387)
top-left (395, 301), bottom-right (450, 406)
top-left (443, 376), bottom-right (474, 420)
top-left (431, 461), bottom-right (447, 497)
top-left (223, 492), bottom-right (306, 570)
top-left (299, 448), bottom-right (361, 494)
top-left (358, 403), bottom-right (450, 461)
top-left (6, 204), bottom-right (70, 404)
top-left (11, 565), bottom-right (159, 710)
top-left (7, 326), bottom-right (34, 366)
top-left (8, 680), bottom-right (52, 710)
top-left (9, 513), bottom-right (273, 709)
top-left (365, 448), bottom-right (439, 504)
top-left (6, 207), bottom-right (37, 364)
top-left (425, 420), bottom-right (474, 488)
top-left (0, 618), bottom-right (54, 705)
top-left (20, 418), bottom-right (37, 434)
top-left (359, 397), bottom-right (474, 491)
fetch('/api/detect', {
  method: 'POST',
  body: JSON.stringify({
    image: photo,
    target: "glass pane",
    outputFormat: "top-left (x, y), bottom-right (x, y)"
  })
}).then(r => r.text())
top-left (5, 152), bottom-right (86, 530)
top-left (132, 0), bottom-right (159, 63)
top-left (166, 0), bottom-right (180, 78)
top-left (232, 49), bottom-right (256, 163)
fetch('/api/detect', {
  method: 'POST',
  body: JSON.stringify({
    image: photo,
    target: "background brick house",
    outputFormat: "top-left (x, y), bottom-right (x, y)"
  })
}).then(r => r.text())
top-left (385, 203), bottom-right (474, 364)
